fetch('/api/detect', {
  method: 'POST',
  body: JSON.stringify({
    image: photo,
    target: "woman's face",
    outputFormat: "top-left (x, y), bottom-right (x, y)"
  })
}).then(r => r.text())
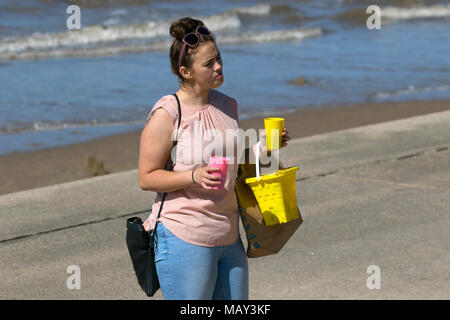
top-left (182, 41), bottom-right (223, 89)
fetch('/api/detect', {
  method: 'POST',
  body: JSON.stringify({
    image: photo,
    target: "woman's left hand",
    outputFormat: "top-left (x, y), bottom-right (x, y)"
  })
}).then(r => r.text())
top-left (257, 127), bottom-right (291, 154)
top-left (281, 127), bottom-right (291, 148)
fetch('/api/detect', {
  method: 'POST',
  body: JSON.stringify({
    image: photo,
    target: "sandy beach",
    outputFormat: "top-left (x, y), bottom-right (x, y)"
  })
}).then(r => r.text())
top-left (1, 98), bottom-right (450, 196)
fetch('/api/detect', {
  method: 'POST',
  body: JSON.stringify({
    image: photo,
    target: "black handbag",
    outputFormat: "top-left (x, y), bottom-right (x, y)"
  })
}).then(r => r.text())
top-left (126, 93), bottom-right (182, 297)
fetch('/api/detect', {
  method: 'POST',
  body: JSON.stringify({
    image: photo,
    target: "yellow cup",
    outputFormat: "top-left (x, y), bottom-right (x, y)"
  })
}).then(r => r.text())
top-left (264, 117), bottom-right (284, 150)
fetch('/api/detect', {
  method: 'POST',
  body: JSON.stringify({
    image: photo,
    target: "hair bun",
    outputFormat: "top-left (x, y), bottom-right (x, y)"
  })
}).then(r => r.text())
top-left (169, 17), bottom-right (204, 41)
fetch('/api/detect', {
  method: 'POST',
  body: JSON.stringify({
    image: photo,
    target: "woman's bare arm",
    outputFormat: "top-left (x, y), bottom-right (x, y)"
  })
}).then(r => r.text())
top-left (138, 108), bottom-right (193, 192)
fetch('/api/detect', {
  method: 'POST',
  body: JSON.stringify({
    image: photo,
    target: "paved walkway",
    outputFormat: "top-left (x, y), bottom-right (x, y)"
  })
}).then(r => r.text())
top-left (1, 111), bottom-right (449, 299)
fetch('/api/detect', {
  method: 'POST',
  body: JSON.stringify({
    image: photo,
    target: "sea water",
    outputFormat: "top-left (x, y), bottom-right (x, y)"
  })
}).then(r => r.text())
top-left (1, 0), bottom-right (449, 154)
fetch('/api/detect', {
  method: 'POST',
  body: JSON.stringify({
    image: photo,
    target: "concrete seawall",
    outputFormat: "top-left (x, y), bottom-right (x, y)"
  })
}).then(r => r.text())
top-left (1, 111), bottom-right (449, 299)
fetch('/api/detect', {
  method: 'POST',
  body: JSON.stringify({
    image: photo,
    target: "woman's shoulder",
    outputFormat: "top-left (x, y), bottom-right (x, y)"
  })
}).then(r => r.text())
top-left (211, 89), bottom-right (237, 106)
top-left (210, 89), bottom-right (238, 116)
top-left (156, 90), bottom-right (236, 108)
top-left (155, 93), bottom-right (178, 108)
top-left (147, 94), bottom-right (179, 123)
top-left (210, 89), bottom-right (238, 121)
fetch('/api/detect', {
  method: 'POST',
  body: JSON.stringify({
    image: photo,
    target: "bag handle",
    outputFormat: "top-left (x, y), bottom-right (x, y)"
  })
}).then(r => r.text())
top-left (254, 141), bottom-right (285, 181)
top-left (153, 93), bottom-right (182, 233)
top-left (255, 141), bottom-right (262, 181)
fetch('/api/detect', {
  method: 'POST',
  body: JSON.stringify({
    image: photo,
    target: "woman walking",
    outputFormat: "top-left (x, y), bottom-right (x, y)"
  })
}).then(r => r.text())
top-left (138, 17), bottom-right (289, 300)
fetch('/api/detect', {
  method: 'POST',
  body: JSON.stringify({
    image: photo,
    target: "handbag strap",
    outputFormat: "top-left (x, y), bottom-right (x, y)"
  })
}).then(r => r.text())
top-left (153, 93), bottom-right (182, 231)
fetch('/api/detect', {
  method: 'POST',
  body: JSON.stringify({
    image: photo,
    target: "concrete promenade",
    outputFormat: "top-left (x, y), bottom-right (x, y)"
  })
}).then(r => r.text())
top-left (1, 111), bottom-right (449, 299)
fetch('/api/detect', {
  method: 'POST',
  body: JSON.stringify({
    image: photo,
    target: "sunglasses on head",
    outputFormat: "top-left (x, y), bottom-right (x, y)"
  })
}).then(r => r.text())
top-left (178, 26), bottom-right (211, 68)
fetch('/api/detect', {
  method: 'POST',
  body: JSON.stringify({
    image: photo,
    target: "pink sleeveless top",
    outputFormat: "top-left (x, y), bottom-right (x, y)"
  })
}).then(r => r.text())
top-left (142, 89), bottom-right (242, 247)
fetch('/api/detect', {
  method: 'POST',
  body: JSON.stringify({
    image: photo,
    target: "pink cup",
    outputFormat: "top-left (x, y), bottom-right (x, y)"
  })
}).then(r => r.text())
top-left (208, 156), bottom-right (230, 190)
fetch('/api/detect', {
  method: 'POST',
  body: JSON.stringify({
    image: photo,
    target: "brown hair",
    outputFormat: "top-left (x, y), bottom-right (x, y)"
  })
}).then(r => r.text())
top-left (169, 17), bottom-right (216, 84)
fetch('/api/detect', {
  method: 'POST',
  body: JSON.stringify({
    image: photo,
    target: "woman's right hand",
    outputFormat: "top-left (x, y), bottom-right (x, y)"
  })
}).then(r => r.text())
top-left (192, 166), bottom-right (222, 190)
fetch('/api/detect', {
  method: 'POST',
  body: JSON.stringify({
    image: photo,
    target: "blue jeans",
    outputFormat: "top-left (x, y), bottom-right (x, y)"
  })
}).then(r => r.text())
top-left (154, 222), bottom-right (249, 300)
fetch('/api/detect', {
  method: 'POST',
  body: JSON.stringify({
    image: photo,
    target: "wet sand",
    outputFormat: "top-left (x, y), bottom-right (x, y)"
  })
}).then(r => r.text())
top-left (1, 98), bottom-right (449, 195)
